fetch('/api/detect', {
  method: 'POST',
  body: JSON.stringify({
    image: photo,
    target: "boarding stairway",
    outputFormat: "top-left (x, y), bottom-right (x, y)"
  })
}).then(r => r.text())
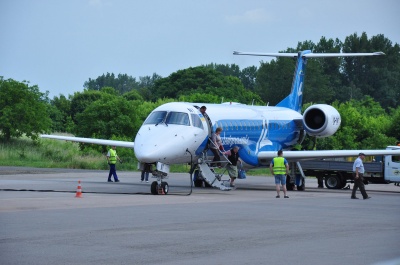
top-left (195, 138), bottom-right (233, 191)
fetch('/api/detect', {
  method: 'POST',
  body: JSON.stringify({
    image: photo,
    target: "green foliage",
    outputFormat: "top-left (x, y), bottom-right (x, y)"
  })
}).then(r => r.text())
top-left (0, 136), bottom-right (137, 170)
top-left (255, 58), bottom-right (294, 105)
top-left (75, 95), bottom-right (137, 141)
top-left (303, 97), bottom-right (396, 150)
top-left (123, 90), bottom-right (144, 101)
top-left (0, 77), bottom-right (52, 141)
top-left (178, 93), bottom-right (220, 103)
top-left (70, 90), bottom-right (103, 124)
top-left (152, 66), bottom-right (264, 105)
top-left (84, 73), bottom-right (139, 94)
top-left (50, 94), bottom-right (73, 132)
top-left (387, 107), bottom-right (400, 141)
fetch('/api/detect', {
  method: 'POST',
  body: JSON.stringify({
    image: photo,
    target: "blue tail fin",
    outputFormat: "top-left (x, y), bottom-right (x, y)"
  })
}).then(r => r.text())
top-left (276, 50), bottom-right (311, 113)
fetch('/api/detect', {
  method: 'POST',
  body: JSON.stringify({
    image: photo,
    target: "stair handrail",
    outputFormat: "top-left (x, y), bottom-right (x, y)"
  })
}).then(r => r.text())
top-left (207, 136), bottom-right (232, 165)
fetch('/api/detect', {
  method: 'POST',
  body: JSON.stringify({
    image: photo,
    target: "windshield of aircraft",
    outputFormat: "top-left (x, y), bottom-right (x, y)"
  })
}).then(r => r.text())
top-left (144, 111), bottom-right (190, 126)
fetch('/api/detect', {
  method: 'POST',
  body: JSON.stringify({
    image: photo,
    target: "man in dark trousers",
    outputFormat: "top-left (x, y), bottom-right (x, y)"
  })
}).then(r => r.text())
top-left (107, 146), bottom-right (122, 182)
top-left (351, 153), bottom-right (371, 199)
top-left (224, 146), bottom-right (241, 187)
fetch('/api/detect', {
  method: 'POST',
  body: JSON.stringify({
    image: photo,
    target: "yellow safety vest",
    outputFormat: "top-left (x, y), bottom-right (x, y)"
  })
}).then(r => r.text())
top-left (109, 149), bottom-right (117, 164)
top-left (272, 157), bottom-right (286, 175)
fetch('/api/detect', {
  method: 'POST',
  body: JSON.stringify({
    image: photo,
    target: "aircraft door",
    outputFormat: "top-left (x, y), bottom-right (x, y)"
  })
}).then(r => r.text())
top-left (194, 106), bottom-right (212, 137)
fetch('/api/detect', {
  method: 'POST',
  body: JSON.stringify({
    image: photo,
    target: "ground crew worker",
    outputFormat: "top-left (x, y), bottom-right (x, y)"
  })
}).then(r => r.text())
top-left (107, 146), bottom-right (122, 182)
top-left (351, 152), bottom-right (370, 199)
top-left (270, 150), bottom-right (289, 198)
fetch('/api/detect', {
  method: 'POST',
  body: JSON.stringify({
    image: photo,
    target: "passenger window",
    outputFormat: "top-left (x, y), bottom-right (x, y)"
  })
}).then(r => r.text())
top-left (191, 114), bottom-right (204, 129)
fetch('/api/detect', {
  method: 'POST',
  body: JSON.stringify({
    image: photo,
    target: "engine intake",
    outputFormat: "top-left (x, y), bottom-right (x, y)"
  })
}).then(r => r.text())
top-left (303, 104), bottom-right (341, 137)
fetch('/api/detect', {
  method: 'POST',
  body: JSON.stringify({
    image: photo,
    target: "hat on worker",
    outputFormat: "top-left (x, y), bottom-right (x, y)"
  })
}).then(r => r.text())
top-left (359, 152), bottom-right (365, 156)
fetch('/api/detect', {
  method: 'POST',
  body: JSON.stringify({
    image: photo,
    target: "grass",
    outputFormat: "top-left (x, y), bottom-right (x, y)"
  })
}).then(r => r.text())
top-left (0, 136), bottom-right (273, 176)
top-left (0, 137), bottom-right (131, 170)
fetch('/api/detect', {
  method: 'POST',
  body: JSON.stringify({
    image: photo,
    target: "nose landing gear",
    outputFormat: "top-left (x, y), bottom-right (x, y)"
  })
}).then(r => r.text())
top-left (150, 170), bottom-right (169, 195)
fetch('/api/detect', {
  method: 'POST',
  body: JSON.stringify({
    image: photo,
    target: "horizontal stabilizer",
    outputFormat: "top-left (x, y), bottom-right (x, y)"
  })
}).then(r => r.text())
top-left (233, 51), bottom-right (385, 58)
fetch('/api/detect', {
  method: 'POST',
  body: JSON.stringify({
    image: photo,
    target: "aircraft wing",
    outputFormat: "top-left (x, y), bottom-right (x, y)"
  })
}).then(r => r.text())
top-left (258, 147), bottom-right (400, 162)
top-left (40, 135), bottom-right (135, 148)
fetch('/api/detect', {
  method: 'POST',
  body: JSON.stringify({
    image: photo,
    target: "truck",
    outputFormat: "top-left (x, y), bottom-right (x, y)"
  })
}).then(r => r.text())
top-left (296, 146), bottom-right (400, 189)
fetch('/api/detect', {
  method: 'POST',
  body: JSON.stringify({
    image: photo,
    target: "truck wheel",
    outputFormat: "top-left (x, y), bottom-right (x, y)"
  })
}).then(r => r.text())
top-left (325, 175), bottom-right (341, 189)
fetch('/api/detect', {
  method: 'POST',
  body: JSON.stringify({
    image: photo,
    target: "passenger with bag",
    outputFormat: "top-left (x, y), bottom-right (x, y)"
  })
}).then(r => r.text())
top-left (224, 146), bottom-right (242, 187)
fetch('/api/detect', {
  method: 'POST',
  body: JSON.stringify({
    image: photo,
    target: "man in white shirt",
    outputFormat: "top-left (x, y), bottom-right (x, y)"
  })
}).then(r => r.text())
top-left (351, 153), bottom-right (370, 199)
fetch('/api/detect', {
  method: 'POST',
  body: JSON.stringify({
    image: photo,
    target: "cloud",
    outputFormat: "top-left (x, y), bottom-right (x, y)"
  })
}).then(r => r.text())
top-left (225, 8), bottom-right (272, 24)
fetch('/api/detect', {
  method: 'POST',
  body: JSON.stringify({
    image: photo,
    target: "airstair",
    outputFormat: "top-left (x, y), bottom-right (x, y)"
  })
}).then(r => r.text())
top-left (195, 138), bottom-right (233, 191)
top-left (197, 161), bottom-right (232, 191)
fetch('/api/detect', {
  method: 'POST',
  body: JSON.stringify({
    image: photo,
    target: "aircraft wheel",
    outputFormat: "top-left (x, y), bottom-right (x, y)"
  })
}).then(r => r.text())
top-left (297, 177), bottom-right (305, 191)
top-left (325, 175), bottom-right (341, 189)
top-left (194, 179), bottom-right (203, 187)
top-left (286, 175), bottom-right (294, 190)
top-left (161, 182), bottom-right (169, 195)
top-left (151, 181), bottom-right (158, 195)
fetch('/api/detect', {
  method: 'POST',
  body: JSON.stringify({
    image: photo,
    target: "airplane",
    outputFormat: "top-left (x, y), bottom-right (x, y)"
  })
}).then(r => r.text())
top-left (41, 50), bottom-right (400, 194)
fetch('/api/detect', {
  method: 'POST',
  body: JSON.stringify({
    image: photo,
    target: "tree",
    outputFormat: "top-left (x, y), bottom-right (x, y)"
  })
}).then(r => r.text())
top-left (152, 67), bottom-right (264, 104)
top-left (0, 77), bottom-right (51, 141)
top-left (74, 94), bottom-right (137, 142)
top-left (341, 32), bottom-right (400, 109)
top-left (69, 90), bottom-right (103, 124)
top-left (50, 94), bottom-right (73, 132)
top-left (204, 63), bottom-right (258, 91)
top-left (84, 73), bottom-right (139, 94)
top-left (304, 97), bottom-right (395, 150)
top-left (387, 106), bottom-right (400, 141)
top-left (255, 57), bottom-right (294, 105)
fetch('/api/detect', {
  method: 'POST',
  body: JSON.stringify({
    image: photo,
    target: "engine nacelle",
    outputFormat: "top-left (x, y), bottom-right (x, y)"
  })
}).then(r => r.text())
top-left (303, 104), bottom-right (341, 137)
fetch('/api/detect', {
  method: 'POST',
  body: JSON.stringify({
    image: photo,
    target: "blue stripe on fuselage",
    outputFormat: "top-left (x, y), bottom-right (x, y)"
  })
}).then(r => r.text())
top-left (213, 119), bottom-right (300, 166)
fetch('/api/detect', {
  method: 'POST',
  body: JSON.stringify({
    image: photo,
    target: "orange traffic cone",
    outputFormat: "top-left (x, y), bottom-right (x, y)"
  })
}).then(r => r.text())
top-left (75, 180), bottom-right (83, 198)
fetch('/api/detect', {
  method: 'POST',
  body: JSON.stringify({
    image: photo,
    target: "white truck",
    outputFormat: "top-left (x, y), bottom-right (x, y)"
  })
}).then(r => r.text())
top-left (296, 146), bottom-right (400, 189)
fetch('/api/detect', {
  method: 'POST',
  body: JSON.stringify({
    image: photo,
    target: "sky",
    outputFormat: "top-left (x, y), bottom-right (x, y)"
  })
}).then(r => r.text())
top-left (1, 0), bottom-right (399, 98)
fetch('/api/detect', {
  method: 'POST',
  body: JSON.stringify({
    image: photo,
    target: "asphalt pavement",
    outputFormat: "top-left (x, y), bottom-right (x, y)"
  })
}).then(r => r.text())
top-left (1, 166), bottom-right (400, 265)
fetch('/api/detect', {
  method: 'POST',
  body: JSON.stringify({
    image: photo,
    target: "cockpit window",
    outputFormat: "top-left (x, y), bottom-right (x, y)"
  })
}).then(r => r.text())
top-left (144, 111), bottom-right (167, 125)
top-left (166, 112), bottom-right (190, 126)
top-left (191, 114), bottom-right (204, 129)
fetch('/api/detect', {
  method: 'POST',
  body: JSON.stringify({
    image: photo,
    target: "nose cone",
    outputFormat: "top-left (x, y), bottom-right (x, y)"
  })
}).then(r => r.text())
top-left (134, 125), bottom-right (203, 164)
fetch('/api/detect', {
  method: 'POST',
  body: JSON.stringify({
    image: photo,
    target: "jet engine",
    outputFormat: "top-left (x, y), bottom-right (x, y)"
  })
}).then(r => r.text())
top-left (302, 104), bottom-right (341, 137)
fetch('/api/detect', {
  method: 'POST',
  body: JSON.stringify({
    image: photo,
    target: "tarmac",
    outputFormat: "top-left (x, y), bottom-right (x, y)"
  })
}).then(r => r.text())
top-left (1, 166), bottom-right (400, 265)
